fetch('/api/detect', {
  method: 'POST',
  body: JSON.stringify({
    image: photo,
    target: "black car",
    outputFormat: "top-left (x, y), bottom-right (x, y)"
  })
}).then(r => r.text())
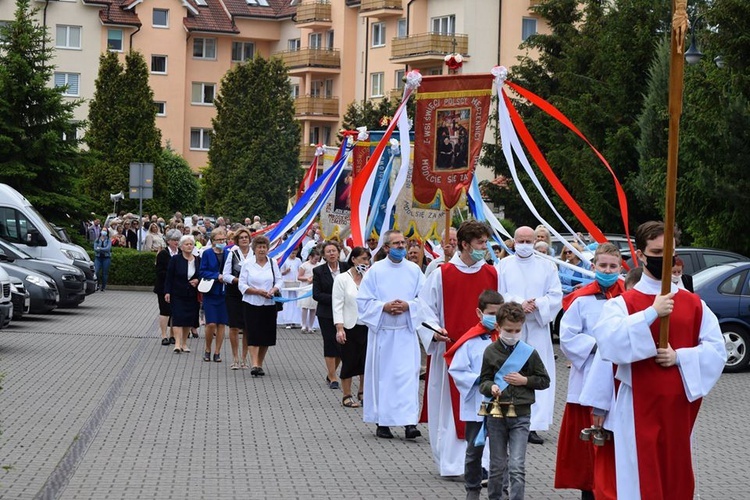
top-left (0, 262), bottom-right (58, 313)
top-left (0, 239), bottom-right (86, 307)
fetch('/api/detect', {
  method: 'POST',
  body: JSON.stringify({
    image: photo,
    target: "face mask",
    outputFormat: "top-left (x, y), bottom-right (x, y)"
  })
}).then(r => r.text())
top-left (313, 233), bottom-right (320, 241)
top-left (642, 255), bottom-right (674, 279)
top-left (355, 263), bottom-right (369, 274)
top-left (515, 243), bottom-right (534, 258)
top-left (500, 330), bottom-right (521, 346)
top-left (101, 232), bottom-right (108, 238)
top-left (595, 270), bottom-right (619, 289)
top-left (671, 274), bottom-right (680, 284)
top-left (214, 243), bottom-right (226, 250)
top-left (389, 247), bottom-right (406, 262)
top-left (470, 248), bottom-right (486, 263)
top-left (481, 314), bottom-right (497, 331)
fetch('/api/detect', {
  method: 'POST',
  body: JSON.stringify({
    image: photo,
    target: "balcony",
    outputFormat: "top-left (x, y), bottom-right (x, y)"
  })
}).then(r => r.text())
top-left (359, 0), bottom-right (403, 18)
top-left (299, 143), bottom-right (317, 165)
top-left (391, 32), bottom-right (469, 65)
top-left (274, 48), bottom-right (341, 75)
top-left (294, 95), bottom-right (340, 120)
top-left (295, 1), bottom-right (332, 29)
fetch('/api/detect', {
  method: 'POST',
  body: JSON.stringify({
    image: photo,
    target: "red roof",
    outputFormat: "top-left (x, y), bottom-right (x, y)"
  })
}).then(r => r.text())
top-left (184, 0), bottom-right (239, 34)
top-left (99, 0), bottom-right (142, 26)
top-left (223, 0), bottom-right (295, 19)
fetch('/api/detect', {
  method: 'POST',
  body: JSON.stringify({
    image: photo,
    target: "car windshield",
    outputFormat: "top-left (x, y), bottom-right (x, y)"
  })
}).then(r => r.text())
top-left (0, 238), bottom-right (32, 259)
top-left (29, 205), bottom-right (63, 242)
top-left (693, 264), bottom-right (736, 290)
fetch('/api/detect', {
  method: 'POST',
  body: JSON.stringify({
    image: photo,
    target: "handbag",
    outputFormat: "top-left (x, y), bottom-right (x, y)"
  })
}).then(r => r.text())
top-left (197, 278), bottom-right (214, 293)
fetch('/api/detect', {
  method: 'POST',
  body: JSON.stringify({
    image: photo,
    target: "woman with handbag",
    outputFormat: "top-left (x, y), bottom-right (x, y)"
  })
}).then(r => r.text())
top-left (164, 235), bottom-right (201, 353)
top-left (238, 235), bottom-right (282, 376)
top-left (154, 229), bottom-right (182, 346)
top-left (199, 228), bottom-right (229, 363)
top-left (222, 227), bottom-right (253, 369)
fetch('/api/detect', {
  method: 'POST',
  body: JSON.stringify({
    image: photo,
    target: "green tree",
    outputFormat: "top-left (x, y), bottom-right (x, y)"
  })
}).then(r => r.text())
top-left (203, 56), bottom-right (300, 221)
top-left (0, 0), bottom-right (87, 219)
top-left (84, 50), bottom-right (166, 215)
top-left (162, 145), bottom-right (200, 214)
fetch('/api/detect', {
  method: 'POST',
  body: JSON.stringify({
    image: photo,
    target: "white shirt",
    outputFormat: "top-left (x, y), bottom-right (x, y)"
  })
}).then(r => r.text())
top-left (238, 257), bottom-right (283, 306)
top-left (332, 270), bottom-right (363, 329)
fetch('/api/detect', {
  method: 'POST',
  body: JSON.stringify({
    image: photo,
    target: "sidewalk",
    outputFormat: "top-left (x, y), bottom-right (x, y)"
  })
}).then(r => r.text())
top-left (0, 290), bottom-right (747, 499)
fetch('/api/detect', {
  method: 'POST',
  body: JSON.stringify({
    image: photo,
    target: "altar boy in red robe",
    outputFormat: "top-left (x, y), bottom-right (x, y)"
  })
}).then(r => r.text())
top-left (592, 221), bottom-right (726, 500)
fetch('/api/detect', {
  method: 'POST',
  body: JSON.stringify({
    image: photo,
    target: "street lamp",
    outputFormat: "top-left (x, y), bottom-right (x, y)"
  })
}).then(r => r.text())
top-left (684, 21), bottom-right (704, 65)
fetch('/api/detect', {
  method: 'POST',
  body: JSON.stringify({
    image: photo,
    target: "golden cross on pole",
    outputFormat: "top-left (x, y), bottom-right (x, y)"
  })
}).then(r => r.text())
top-left (659, 0), bottom-right (689, 348)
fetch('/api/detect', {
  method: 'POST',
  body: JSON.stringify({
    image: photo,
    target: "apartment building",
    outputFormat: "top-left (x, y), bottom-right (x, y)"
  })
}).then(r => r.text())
top-left (1, 0), bottom-right (547, 173)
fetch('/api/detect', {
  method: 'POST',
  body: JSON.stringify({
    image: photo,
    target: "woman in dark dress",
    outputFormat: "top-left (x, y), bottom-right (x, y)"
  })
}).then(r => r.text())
top-left (222, 227), bottom-right (253, 369)
top-left (199, 228), bottom-right (229, 363)
top-left (238, 235), bottom-right (282, 376)
top-left (154, 229), bottom-right (182, 346)
top-left (164, 235), bottom-right (201, 353)
top-left (313, 241), bottom-right (350, 390)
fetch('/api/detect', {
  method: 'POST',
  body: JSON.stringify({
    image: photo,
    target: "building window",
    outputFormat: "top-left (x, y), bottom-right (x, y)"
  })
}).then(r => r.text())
top-left (309, 32), bottom-right (322, 49)
top-left (326, 30), bottom-right (334, 49)
top-left (54, 72), bottom-right (80, 97)
top-left (288, 38), bottom-right (300, 51)
top-left (394, 69), bottom-right (405, 89)
top-left (61, 122), bottom-right (81, 142)
top-left (154, 101), bottom-right (166, 116)
top-left (429, 67), bottom-right (442, 75)
top-left (372, 22), bottom-right (385, 47)
top-left (153, 9), bottom-right (169, 28)
top-left (431, 15), bottom-right (455, 35)
top-left (522, 17), bottom-right (538, 41)
top-left (291, 84), bottom-right (300, 99)
top-left (191, 82), bottom-right (215, 105)
top-left (370, 72), bottom-right (384, 98)
top-left (151, 55), bottom-right (167, 74)
top-left (324, 79), bottom-right (333, 98)
top-left (231, 41), bottom-right (255, 62)
top-left (195, 0), bottom-right (207, 5)
top-left (311, 80), bottom-right (323, 98)
top-left (107, 29), bottom-right (123, 51)
top-left (0, 21), bottom-right (10, 44)
top-left (193, 37), bottom-right (216, 59)
top-left (397, 18), bottom-right (407, 38)
top-left (190, 128), bottom-right (211, 150)
top-left (55, 25), bottom-right (81, 49)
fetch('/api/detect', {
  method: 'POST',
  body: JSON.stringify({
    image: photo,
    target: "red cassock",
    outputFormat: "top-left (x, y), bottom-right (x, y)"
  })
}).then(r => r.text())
top-left (419, 262), bottom-right (497, 439)
top-left (623, 289), bottom-right (703, 500)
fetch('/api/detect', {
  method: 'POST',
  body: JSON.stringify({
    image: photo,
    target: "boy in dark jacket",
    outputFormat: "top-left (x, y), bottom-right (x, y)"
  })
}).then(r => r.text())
top-left (479, 302), bottom-right (550, 500)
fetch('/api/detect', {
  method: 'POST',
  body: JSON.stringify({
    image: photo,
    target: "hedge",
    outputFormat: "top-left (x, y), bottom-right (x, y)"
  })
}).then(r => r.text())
top-left (86, 247), bottom-right (157, 287)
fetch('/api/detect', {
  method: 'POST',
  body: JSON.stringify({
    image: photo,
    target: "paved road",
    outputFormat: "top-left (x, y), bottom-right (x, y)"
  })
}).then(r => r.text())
top-left (0, 291), bottom-right (748, 499)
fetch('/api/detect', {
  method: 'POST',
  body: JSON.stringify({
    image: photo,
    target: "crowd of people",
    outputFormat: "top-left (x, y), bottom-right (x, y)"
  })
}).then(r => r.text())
top-left (89, 210), bottom-right (727, 499)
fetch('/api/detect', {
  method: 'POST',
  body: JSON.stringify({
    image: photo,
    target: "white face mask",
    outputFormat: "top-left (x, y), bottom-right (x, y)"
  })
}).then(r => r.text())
top-left (514, 243), bottom-right (534, 258)
top-left (500, 330), bottom-right (521, 346)
top-left (671, 274), bottom-right (680, 284)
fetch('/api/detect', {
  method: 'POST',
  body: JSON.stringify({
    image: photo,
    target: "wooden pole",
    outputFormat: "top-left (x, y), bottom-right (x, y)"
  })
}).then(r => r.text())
top-left (444, 208), bottom-right (452, 250)
top-left (660, 0), bottom-right (689, 349)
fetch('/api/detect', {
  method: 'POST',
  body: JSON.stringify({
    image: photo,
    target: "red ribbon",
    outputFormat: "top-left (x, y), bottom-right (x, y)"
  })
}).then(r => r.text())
top-left (504, 81), bottom-right (637, 261)
top-left (296, 154), bottom-right (319, 201)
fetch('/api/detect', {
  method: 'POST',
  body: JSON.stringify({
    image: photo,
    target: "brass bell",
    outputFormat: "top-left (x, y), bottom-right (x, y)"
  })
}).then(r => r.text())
top-left (478, 401), bottom-right (490, 417)
top-left (593, 431), bottom-right (606, 446)
top-left (580, 426), bottom-right (595, 442)
top-left (489, 400), bottom-right (503, 418)
top-left (505, 403), bottom-right (518, 418)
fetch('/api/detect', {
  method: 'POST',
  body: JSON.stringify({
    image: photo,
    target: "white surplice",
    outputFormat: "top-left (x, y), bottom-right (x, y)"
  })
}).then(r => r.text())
top-left (559, 294), bottom-right (606, 404)
top-left (592, 275), bottom-right (726, 500)
top-left (357, 257), bottom-right (425, 427)
top-left (419, 255), bottom-right (500, 476)
top-left (497, 254), bottom-right (562, 431)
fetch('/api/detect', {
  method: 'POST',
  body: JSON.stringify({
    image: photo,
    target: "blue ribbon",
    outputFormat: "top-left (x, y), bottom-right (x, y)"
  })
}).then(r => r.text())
top-left (473, 341), bottom-right (534, 446)
top-left (466, 174), bottom-right (513, 259)
top-left (272, 291), bottom-right (312, 303)
top-left (365, 152), bottom-right (395, 239)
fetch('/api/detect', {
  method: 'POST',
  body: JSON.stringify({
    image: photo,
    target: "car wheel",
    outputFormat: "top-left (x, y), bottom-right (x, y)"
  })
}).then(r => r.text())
top-left (722, 324), bottom-right (750, 373)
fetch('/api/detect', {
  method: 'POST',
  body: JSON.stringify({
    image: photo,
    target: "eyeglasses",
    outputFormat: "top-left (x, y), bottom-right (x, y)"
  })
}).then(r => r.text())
top-left (562, 250), bottom-right (572, 255)
top-left (213, 239), bottom-right (227, 243)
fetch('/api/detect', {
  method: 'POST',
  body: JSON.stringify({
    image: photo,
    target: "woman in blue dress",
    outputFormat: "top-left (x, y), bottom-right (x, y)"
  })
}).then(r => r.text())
top-left (199, 228), bottom-right (229, 362)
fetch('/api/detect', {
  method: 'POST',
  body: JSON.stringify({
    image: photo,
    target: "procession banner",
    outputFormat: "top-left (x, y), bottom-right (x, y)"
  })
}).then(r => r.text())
top-left (413, 74), bottom-right (494, 209)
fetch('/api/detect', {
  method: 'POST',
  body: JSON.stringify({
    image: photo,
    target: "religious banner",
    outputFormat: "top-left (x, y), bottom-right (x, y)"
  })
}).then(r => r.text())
top-left (413, 74), bottom-right (494, 209)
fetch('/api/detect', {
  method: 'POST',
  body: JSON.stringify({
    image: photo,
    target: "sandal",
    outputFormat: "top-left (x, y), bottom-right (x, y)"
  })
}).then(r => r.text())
top-left (342, 395), bottom-right (361, 408)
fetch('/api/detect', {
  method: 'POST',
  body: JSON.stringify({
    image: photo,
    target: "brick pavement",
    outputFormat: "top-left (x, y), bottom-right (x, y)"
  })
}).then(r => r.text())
top-left (0, 290), bottom-right (747, 499)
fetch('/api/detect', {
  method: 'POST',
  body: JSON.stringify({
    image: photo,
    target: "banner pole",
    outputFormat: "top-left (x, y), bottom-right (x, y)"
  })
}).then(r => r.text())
top-left (444, 208), bottom-right (452, 250)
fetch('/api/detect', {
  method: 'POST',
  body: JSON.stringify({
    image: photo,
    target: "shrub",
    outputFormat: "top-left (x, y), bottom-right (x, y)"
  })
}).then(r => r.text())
top-left (87, 247), bottom-right (157, 287)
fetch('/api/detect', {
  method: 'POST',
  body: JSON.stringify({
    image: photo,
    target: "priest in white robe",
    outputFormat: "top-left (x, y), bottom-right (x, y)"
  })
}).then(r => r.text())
top-left (357, 230), bottom-right (425, 440)
top-left (418, 220), bottom-right (500, 476)
top-left (592, 221), bottom-right (726, 500)
top-left (497, 226), bottom-right (562, 443)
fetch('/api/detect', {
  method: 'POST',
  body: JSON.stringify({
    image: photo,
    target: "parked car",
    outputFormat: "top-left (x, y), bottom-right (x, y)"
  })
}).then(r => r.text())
top-left (0, 239), bottom-right (86, 308)
top-left (693, 262), bottom-right (750, 373)
top-left (9, 276), bottom-right (30, 320)
top-left (551, 233), bottom-right (635, 256)
top-left (0, 266), bottom-right (13, 329)
top-left (0, 262), bottom-right (58, 314)
top-left (621, 247), bottom-right (749, 275)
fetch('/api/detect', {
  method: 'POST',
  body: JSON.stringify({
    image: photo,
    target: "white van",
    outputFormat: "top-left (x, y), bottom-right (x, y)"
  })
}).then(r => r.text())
top-left (0, 184), bottom-right (96, 294)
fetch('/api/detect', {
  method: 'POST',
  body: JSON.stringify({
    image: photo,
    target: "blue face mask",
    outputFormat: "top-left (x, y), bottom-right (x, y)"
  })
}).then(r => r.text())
top-left (470, 248), bottom-right (486, 263)
top-left (481, 314), bottom-right (497, 331)
top-left (389, 247), bottom-right (407, 262)
top-left (595, 270), bottom-right (619, 289)
top-left (215, 243), bottom-right (226, 250)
